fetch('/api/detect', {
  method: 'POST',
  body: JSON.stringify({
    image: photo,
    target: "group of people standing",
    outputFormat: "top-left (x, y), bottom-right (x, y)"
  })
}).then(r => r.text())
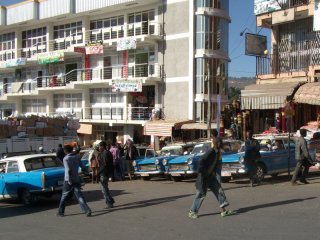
top-left (56, 139), bottom-right (137, 217)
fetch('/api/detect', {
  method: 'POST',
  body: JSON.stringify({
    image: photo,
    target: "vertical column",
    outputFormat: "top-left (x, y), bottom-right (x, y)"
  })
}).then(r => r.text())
top-left (15, 29), bottom-right (22, 58)
top-left (15, 99), bottom-right (22, 116)
top-left (47, 22), bottom-right (54, 52)
top-left (82, 88), bottom-right (90, 120)
top-left (82, 16), bottom-right (90, 44)
top-left (46, 93), bottom-right (54, 114)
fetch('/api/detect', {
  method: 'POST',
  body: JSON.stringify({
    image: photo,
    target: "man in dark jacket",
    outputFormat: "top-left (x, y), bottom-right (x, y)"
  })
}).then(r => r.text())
top-left (291, 129), bottom-right (311, 185)
top-left (98, 141), bottom-right (115, 208)
top-left (244, 130), bottom-right (261, 187)
top-left (56, 144), bottom-right (65, 162)
top-left (188, 144), bottom-right (235, 219)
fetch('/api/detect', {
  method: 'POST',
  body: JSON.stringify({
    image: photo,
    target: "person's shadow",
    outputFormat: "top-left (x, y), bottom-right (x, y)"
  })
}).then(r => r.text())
top-left (199, 197), bottom-right (317, 217)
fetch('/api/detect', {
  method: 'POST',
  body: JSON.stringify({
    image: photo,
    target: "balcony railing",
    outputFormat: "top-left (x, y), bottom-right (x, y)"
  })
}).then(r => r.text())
top-left (89, 21), bottom-right (162, 43)
top-left (1, 81), bottom-right (37, 95)
top-left (257, 51), bottom-right (312, 75)
top-left (279, 0), bottom-right (309, 9)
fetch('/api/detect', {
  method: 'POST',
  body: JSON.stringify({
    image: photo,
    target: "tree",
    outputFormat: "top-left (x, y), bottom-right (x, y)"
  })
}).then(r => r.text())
top-left (228, 86), bottom-right (241, 101)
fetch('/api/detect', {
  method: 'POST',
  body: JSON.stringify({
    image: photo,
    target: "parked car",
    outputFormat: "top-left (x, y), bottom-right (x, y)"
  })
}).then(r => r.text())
top-left (221, 133), bottom-right (315, 182)
top-left (166, 139), bottom-right (243, 181)
top-left (0, 154), bottom-right (65, 205)
top-left (133, 143), bottom-right (195, 180)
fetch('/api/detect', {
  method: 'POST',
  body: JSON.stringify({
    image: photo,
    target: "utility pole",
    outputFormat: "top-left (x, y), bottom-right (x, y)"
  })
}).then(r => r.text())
top-left (206, 60), bottom-right (211, 140)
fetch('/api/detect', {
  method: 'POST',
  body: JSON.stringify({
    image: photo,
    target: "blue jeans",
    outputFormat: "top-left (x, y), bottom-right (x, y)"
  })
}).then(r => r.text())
top-left (190, 176), bottom-right (229, 213)
top-left (100, 174), bottom-right (114, 206)
top-left (58, 182), bottom-right (91, 215)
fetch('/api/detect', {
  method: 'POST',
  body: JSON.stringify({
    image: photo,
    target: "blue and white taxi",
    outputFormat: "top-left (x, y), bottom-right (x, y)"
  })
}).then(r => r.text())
top-left (0, 154), bottom-right (65, 205)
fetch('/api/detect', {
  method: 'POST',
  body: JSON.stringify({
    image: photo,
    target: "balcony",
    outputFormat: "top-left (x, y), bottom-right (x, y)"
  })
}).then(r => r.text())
top-left (46, 106), bottom-right (157, 122)
top-left (256, 0), bottom-right (311, 27)
top-left (89, 21), bottom-right (163, 44)
top-left (256, 51), bottom-right (313, 76)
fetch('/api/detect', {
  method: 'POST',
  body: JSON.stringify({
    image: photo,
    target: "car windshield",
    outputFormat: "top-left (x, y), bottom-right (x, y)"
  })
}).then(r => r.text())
top-left (160, 147), bottom-right (183, 156)
top-left (24, 156), bottom-right (63, 171)
top-left (192, 144), bottom-right (210, 154)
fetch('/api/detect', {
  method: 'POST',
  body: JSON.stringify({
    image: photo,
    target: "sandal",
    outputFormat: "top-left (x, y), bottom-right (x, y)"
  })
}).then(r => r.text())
top-left (221, 210), bottom-right (237, 217)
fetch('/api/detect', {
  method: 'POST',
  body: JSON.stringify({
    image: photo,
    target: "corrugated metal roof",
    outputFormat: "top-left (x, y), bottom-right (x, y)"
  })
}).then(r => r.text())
top-left (144, 120), bottom-right (192, 136)
top-left (241, 82), bottom-right (304, 110)
top-left (294, 82), bottom-right (320, 105)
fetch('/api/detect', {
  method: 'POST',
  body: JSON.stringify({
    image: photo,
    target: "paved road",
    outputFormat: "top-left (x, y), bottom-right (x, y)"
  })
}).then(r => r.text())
top-left (1, 174), bottom-right (320, 240)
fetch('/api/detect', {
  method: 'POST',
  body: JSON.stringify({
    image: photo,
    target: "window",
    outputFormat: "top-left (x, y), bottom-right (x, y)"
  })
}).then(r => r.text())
top-left (24, 157), bottom-right (63, 171)
top-left (90, 88), bottom-right (123, 104)
top-left (21, 27), bottom-right (47, 58)
top-left (54, 93), bottom-right (82, 109)
top-left (0, 32), bottom-right (15, 61)
top-left (0, 162), bottom-right (6, 173)
top-left (7, 161), bottom-right (19, 173)
top-left (90, 15), bottom-right (124, 41)
top-left (53, 21), bottom-right (83, 50)
top-left (128, 10), bottom-right (155, 36)
top-left (22, 99), bottom-right (46, 113)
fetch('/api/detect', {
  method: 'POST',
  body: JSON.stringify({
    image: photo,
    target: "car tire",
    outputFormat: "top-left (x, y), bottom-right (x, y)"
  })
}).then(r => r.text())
top-left (19, 189), bottom-right (35, 206)
top-left (256, 163), bottom-right (265, 182)
top-left (171, 176), bottom-right (181, 182)
top-left (142, 176), bottom-right (151, 181)
top-left (221, 177), bottom-right (231, 183)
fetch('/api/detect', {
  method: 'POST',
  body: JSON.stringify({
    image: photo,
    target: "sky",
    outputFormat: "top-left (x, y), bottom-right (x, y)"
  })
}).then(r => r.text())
top-left (0, 0), bottom-right (267, 78)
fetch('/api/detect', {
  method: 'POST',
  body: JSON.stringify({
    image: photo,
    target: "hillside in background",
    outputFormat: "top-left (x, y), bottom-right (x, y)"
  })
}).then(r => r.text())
top-left (228, 77), bottom-right (256, 90)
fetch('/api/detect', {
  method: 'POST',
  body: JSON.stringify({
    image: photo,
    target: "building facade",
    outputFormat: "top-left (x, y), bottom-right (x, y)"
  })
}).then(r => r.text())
top-left (0, 0), bottom-right (230, 145)
top-left (242, 0), bottom-right (320, 133)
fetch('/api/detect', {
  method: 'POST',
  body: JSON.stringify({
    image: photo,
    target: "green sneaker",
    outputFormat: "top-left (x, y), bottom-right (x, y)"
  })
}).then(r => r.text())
top-left (221, 210), bottom-right (236, 217)
top-left (188, 210), bottom-right (198, 219)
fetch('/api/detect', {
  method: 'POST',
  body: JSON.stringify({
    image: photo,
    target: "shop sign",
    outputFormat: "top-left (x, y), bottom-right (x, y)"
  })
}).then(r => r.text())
top-left (315, 0), bottom-right (320, 31)
top-left (117, 37), bottom-right (137, 51)
top-left (254, 0), bottom-right (282, 15)
top-left (5, 58), bottom-right (27, 68)
top-left (85, 41), bottom-right (103, 55)
top-left (112, 79), bottom-right (142, 92)
top-left (38, 50), bottom-right (64, 64)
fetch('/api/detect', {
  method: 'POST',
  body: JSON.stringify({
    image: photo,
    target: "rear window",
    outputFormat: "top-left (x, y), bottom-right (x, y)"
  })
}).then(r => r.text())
top-left (24, 156), bottom-right (63, 171)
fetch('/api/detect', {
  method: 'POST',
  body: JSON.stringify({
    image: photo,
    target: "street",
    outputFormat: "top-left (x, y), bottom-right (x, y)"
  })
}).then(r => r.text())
top-left (1, 174), bottom-right (320, 240)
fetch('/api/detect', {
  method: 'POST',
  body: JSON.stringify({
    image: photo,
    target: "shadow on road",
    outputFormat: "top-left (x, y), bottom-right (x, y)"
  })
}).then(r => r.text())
top-left (236, 197), bottom-right (317, 214)
top-left (92, 193), bottom-right (194, 217)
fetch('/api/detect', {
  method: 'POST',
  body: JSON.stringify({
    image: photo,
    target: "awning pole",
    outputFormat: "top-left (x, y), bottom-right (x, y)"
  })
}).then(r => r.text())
top-left (206, 61), bottom-right (211, 140)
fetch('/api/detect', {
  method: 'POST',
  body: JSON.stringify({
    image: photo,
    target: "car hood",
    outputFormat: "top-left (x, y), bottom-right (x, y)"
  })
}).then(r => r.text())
top-left (168, 153), bottom-right (204, 164)
top-left (138, 155), bottom-right (179, 165)
top-left (222, 152), bottom-right (244, 163)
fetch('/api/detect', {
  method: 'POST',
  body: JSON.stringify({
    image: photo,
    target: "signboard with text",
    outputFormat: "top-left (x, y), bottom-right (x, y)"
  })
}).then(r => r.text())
top-left (85, 41), bottom-right (104, 55)
top-left (38, 51), bottom-right (64, 64)
top-left (112, 79), bottom-right (142, 92)
top-left (5, 58), bottom-right (27, 68)
top-left (254, 0), bottom-right (283, 15)
top-left (117, 37), bottom-right (137, 51)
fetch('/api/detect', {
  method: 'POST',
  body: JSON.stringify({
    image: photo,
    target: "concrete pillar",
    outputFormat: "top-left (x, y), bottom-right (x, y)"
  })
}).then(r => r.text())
top-left (46, 93), bottom-right (54, 114)
top-left (82, 88), bottom-right (90, 119)
top-left (82, 16), bottom-right (90, 44)
top-left (15, 98), bottom-right (22, 115)
top-left (47, 22), bottom-right (54, 52)
top-left (15, 29), bottom-right (22, 58)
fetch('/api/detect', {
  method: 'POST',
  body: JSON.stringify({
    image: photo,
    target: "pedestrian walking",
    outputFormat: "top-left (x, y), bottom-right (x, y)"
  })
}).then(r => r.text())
top-left (57, 145), bottom-right (92, 217)
top-left (188, 144), bottom-right (235, 219)
top-left (124, 139), bottom-right (137, 180)
top-left (89, 146), bottom-right (100, 183)
top-left (98, 141), bottom-right (115, 208)
top-left (244, 130), bottom-right (261, 187)
top-left (110, 142), bottom-right (123, 181)
top-left (291, 129), bottom-right (312, 185)
top-left (211, 129), bottom-right (223, 183)
top-left (56, 144), bottom-right (65, 162)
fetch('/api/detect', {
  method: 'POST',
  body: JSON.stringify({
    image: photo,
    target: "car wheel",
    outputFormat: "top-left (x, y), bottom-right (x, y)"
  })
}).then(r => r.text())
top-left (171, 176), bottom-right (181, 182)
top-left (256, 164), bottom-right (265, 182)
top-left (221, 177), bottom-right (231, 183)
top-left (142, 176), bottom-right (151, 181)
top-left (19, 189), bottom-right (35, 206)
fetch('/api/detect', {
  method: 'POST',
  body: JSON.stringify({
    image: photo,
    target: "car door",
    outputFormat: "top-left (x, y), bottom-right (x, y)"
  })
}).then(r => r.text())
top-left (270, 140), bottom-right (288, 172)
top-left (0, 161), bottom-right (6, 198)
top-left (2, 161), bottom-right (20, 198)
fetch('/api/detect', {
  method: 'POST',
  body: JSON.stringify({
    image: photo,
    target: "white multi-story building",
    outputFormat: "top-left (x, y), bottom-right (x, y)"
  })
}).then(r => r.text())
top-left (0, 0), bottom-right (230, 145)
